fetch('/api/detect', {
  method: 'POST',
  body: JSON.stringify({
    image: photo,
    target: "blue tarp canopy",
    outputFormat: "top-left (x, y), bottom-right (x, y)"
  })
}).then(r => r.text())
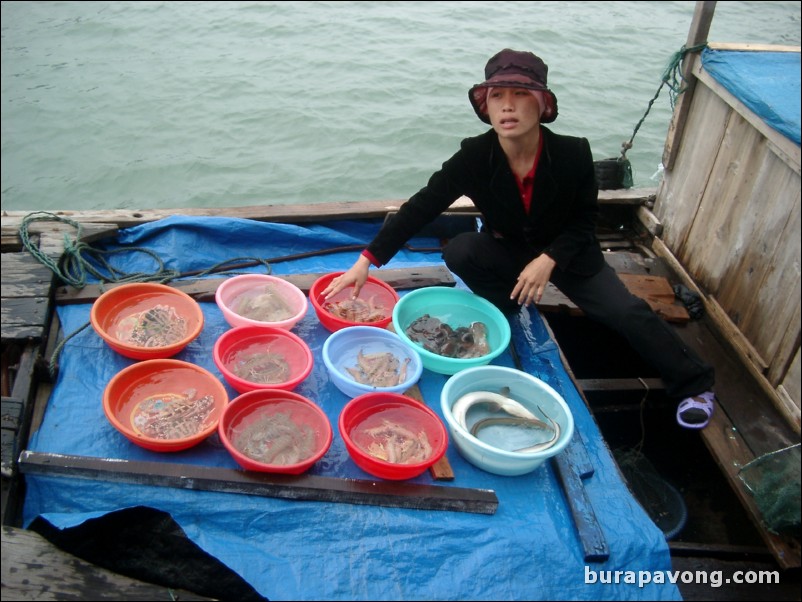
top-left (701, 48), bottom-right (801, 145)
top-left (24, 216), bottom-right (681, 600)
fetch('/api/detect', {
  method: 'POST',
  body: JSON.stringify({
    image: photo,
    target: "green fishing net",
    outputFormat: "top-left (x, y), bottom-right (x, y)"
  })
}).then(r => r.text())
top-left (738, 443), bottom-right (801, 535)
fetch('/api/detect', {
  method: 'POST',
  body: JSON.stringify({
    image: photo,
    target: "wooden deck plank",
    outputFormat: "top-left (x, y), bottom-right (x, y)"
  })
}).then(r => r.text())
top-left (538, 272), bottom-right (690, 323)
top-left (1, 298), bottom-right (51, 341)
top-left (696, 404), bottom-right (800, 569)
top-left (53, 265), bottom-right (456, 305)
top-left (1, 253), bottom-right (54, 342)
top-left (0, 188), bottom-right (657, 236)
top-left (671, 319), bottom-right (801, 569)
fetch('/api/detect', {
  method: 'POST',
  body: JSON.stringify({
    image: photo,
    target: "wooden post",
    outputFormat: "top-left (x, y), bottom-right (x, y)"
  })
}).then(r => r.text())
top-left (662, 1), bottom-right (717, 171)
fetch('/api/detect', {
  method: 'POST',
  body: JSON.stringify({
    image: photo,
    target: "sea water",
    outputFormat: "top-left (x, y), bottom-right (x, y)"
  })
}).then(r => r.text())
top-left (2, 1), bottom-right (800, 212)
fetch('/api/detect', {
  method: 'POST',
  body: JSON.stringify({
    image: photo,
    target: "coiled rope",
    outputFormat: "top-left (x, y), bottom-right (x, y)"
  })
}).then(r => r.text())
top-left (619, 43), bottom-right (708, 162)
top-left (19, 212), bottom-right (276, 289)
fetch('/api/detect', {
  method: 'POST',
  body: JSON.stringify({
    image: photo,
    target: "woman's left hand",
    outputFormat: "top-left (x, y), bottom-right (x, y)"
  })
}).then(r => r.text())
top-left (510, 254), bottom-right (556, 306)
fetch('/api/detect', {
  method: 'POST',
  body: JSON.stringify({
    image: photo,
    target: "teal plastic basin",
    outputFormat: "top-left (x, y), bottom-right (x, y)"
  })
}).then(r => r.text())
top-left (392, 287), bottom-right (511, 375)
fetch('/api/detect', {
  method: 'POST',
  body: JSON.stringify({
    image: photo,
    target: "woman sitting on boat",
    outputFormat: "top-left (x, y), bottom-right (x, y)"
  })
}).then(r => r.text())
top-left (322, 48), bottom-right (716, 429)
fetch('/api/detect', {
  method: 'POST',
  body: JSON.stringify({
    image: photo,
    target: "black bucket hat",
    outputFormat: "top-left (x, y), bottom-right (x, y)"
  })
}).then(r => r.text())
top-left (469, 49), bottom-right (558, 124)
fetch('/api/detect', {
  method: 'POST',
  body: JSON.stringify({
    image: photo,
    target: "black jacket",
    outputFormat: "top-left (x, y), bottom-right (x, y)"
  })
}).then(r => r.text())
top-left (366, 126), bottom-right (605, 277)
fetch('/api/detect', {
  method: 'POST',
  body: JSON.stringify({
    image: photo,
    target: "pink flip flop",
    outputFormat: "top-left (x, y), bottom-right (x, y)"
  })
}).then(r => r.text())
top-left (676, 391), bottom-right (715, 429)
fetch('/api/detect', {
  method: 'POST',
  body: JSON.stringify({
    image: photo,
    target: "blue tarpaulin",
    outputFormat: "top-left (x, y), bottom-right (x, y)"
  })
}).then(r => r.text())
top-left (23, 216), bottom-right (681, 600)
top-left (701, 48), bottom-right (801, 145)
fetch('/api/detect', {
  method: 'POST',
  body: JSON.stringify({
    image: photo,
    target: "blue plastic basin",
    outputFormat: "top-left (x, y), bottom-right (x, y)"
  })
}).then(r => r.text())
top-left (440, 366), bottom-right (574, 476)
top-left (322, 326), bottom-right (423, 398)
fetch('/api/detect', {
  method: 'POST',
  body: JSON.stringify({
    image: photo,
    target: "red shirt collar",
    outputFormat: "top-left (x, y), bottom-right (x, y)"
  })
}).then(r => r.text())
top-left (513, 132), bottom-right (544, 214)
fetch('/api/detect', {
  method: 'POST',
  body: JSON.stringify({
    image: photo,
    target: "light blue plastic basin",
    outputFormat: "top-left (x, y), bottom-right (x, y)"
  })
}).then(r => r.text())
top-left (392, 287), bottom-right (511, 375)
top-left (440, 366), bottom-right (574, 476)
top-left (322, 325), bottom-right (423, 398)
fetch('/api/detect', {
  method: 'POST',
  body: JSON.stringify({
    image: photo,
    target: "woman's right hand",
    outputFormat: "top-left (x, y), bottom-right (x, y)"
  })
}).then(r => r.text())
top-left (321, 255), bottom-right (371, 299)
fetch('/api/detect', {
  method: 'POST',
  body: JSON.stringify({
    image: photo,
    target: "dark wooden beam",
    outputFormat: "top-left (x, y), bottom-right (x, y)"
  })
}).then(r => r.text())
top-left (54, 265), bottom-right (456, 305)
top-left (508, 309), bottom-right (609, 562)
top-left (577, 378), bottom-right (665, 392)
top-left (18, 451), bottom-right (498, 515)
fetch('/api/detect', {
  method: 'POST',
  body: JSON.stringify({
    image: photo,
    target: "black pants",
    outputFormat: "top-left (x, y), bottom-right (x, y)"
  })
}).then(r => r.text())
top-left (442, 231), bottom-right (714, 400)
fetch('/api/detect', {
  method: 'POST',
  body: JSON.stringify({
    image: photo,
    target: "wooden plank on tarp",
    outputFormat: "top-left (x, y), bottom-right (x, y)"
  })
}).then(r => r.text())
top-left (618, 273), bottom-right (676, 304)
top-left (18, 451), bottom-right (498, 515)
top-left (54, 265), bottom-right (456, 305)
top-left (552, 452), bottom-right (610, 562)
top-left (508, 307), bottom-right (609, 562)
top-left (403, 384), bottom-right (455, 481)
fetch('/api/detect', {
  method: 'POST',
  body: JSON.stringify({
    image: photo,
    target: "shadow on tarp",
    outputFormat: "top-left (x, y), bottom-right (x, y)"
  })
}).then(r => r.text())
top-left (30, 506), bottom-right (267, 601)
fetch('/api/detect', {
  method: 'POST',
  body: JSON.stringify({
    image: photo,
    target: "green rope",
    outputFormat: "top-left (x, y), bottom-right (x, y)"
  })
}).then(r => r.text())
top-left (18, 212), bottom-right (81, 284)
top-left (619, 43), bottom-right (708, 161)
top-left (48, 321), bottom-right (90, 380)
top-left (19, 212), bottom-right (182, 288)
top-left (19, 212), bottom-right (275, 287)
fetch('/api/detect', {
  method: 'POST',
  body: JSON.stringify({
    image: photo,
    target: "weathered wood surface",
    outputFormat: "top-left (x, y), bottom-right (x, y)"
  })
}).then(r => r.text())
top-left (18, 451), bottom-right (499, 515)
top-left (1, 526), bottom-right (215, 601)
top-left (0, 188), bottom-right (657, 245)
top-left (671, 316), bottom-right (801, 569)
top-left (50, 252), bottom-right (689, 328)
top-left (655, 47), bottom-right (801, 431)
top-left (1, 253), bottom-right (53, 341)
top-left (539, 272), bottom-right (690, 323)
top-left (2, 344), bottom-right (45, 527)
top-left (661, 0), bottom-right (715, 171)
top-left (552, 451), bottom-right (609, 563)
top-left (695, 399), bottom-right (801, 569)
